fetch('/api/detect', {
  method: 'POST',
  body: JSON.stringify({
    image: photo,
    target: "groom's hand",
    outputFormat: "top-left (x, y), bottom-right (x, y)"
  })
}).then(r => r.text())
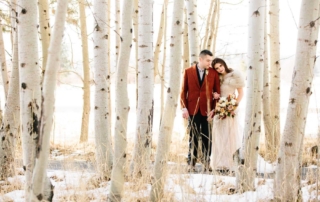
top-left (182, 108), bottom-right (189, 119)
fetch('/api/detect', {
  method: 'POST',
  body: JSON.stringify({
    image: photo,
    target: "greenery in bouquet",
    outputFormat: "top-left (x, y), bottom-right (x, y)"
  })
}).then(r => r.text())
top-left (214, 94), bottom-right (238, 119)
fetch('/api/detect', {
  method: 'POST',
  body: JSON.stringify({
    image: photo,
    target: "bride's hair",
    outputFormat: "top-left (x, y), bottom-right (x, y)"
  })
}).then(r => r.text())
top-left (211, 58), bottom-right (233, 74)
top-left (212, 58), bottom-right (233, 84)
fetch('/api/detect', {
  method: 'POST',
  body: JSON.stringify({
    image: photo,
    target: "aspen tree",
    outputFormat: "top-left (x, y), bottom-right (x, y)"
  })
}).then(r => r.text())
top-left (150, 0), bottom-right (184, 200)
top-left (109, 0), bottom-right (133, 200)
top-left (274, 1), bottom-right (320, 200)
top-left (31, 0), bottom-right (68, 199)
top-left (131, 0), bottom-right (154, 177)
top-left (236, 0), bottom-right (264, 192)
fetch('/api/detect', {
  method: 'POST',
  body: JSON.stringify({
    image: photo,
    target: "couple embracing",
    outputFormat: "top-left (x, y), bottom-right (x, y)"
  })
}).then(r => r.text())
top-left (180, 50), bottom-right (245, 173)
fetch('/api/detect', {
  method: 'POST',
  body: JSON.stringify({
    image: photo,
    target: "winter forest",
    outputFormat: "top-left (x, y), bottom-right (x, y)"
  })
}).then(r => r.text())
top-left (0, 0), bottom-right (320, 201)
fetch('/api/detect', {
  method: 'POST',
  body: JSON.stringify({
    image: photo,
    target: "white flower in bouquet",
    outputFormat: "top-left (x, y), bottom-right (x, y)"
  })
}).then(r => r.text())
top-left (220, 97), bottom-right (227, 102)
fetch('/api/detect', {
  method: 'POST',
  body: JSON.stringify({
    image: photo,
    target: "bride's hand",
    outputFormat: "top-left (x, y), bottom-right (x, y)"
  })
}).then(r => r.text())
top-left (207, 110), bottom-right (214, 121)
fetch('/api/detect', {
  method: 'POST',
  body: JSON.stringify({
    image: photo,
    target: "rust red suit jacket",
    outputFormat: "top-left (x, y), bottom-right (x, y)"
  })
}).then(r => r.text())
top-left (180, 65), bottom-right (221, 116)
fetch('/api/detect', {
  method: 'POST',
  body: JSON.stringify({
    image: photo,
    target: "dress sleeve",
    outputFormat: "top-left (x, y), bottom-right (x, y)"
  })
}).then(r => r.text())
top-left (229, 70), bottom-right (245, 88)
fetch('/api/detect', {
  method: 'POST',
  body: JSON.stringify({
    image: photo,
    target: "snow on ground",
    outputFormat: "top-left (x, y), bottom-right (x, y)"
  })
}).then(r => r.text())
top-left (0, 154), bottom-right (317, 201)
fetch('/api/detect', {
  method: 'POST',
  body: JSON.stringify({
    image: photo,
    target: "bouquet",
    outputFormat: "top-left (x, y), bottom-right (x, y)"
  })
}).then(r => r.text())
top-left (215, 94), bottom-right (238, 120)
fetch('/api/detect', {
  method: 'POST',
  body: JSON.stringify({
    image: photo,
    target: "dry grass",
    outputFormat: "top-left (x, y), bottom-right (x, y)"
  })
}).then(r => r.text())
top-left (2, 135), bottom-right (320, 201)
top-left (259, 137), bottom-right (319, 166)
top-left (0, 177), bottom-right (23, 194)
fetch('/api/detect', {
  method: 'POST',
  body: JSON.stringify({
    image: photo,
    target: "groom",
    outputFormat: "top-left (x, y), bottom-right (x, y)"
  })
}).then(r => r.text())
top-left (180, 50), bottom-right (220, 172)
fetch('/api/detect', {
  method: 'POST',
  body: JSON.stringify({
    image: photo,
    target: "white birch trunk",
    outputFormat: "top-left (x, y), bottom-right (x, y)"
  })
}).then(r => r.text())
top-left (154, 1), bottom-right (168, 80)
top-left (106, 0), bottom-right (112, 146)
top-left (274, 1), bottom-right (320, 200)
top-left (79, 0), bottom-right (91, 143)
top-left (131, 0), bottom-right (154, 177)
top-left (114, 0), bottom-right (120, 64)
top-left (185, 0), bottom-right (200, 64)
top-left (160, 2), bottom-right (168, 122)
top-left (31, 1), bottom-right (67, 200)
top-left (108, 1), bottom-right (133, 200)
top-left (0, 22), bottom-right (9, 98)
top-left (93, 0), bottom-right (113, 178)
top-left (182, 9), bottom-right (190, 139)
top-left (38, 0), bottom-right (51, 72)
top-left (107, 0), bottom-right (111, 72)
top-left (133, 0), bottom-right (139, 108)
top-left (268, 0), bottom-right (280, 161)
top-left (150, 0), bottom-right (184, 200)
top-left (262, 1), bottom-right (274, 162)
top-left (236, 0), bottom-right (264, 192)
top-left (201, 0), bottom-right (214, 50)
top-left (0, 23), bottom-right (19, 180)
top-left (17, 0), bottom-right (41, 200)
top-left (183, 8), bottom-right (189, 69)
top-left (207, 0), bottom-right (220, 53)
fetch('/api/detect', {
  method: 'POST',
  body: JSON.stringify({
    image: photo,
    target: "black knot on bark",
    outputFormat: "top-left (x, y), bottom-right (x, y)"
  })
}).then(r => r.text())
top-left (37, 194), bottom-right (43, 201)
top-left (253, 10), bottom-right (260, 16)
top-left (306, 87), bottom-right (311, 94)
top-left (21, 8), bottom-right (27, 14)
top-left (21, 83), bottom-right (27, 89)
top-left (310, 21), bottom-right (315, 27)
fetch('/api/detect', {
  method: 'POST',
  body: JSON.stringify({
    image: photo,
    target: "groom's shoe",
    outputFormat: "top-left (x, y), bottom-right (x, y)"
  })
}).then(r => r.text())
top-left (204, 166), bottom-right (213, 172)
top-left (187, 165), bottom-right (196, 172)
top-left (204, 162), bottom-right (213, 172)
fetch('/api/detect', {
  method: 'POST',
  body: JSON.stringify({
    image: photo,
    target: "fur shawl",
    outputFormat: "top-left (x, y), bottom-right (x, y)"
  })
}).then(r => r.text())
top-left (221, 69), bottom-right (245, 88)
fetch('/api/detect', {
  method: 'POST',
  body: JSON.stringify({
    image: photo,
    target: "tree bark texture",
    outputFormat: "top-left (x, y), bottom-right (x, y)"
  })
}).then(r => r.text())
top-left (131, 0), bottom-right (154, 177)
top-left (236, 0), bottom-right (264, 193)
top-left (150, 0), bottom-right (184, 200)
top-left (109, 0), bottom-right (133, 200)
top-left (274, 1), bottom-right (320, 201)
top-left (185, 0), bottom-right (200, 64)
top-left (17, 0), bottom-right (41, 199)
top-left (93, 0), bottom-right (113, 178)
top-left (79, 0), bottom-right (91, 143)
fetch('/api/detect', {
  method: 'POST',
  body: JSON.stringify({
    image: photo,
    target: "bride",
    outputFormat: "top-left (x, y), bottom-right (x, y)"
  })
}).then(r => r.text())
top-left (208, 58), bottom-right (245, 172)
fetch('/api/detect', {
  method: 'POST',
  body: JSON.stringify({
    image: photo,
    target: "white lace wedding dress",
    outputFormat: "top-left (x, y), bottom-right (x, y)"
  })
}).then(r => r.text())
top-left (210, 69), bottom-right (245, 171)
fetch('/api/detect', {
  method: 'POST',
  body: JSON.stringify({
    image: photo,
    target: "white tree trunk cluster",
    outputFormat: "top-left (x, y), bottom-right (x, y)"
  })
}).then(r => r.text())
top-left (31, 0), bottom-right (68, 200)
top-left (274, 1), bottom-right (320, 200)
top-left (150, 0), bottom-right (184, 201)
top-left (0, 11), bottom-right (20, 180)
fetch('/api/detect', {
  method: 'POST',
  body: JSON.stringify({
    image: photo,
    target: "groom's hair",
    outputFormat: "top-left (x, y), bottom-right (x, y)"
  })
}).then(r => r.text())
top-left (199, 49), bottom-right (213, 57)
